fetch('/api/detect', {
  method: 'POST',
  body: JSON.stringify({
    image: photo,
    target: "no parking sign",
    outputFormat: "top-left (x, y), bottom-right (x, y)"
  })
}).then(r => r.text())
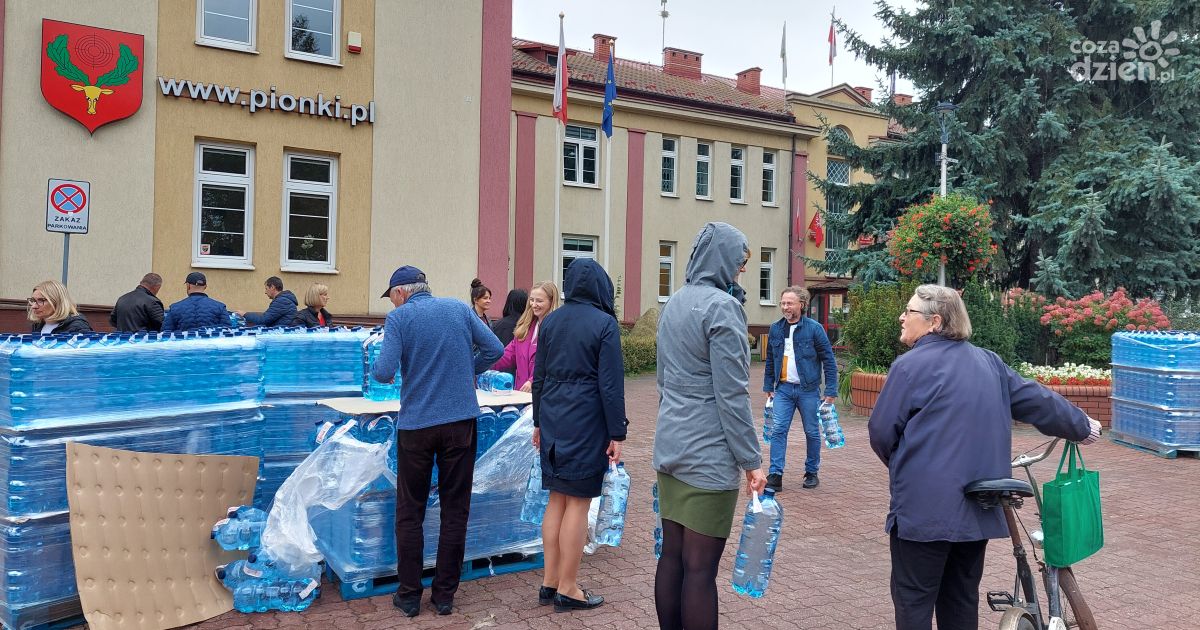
top-left (46, 178), bottom-right (90, 234)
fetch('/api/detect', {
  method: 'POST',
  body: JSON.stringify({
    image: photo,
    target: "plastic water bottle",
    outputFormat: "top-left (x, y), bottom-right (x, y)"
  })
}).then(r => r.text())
top-left (652, 481), bottom-right (663, 559)
top-left (491, 371), bottom-right (514, 394)
top-left (211, 505), bottom-right (268, 551)
top-left (355, 415), bottom-right (395, 445)
top-left (819, 402), bottom-right (845, 449)
top-left (228, 311), bottom-right (246, 328)
top-left (231, 578), bottom-right (321, 613)
top-left (763, 398), bottom-right (774, 444)
top-left (363, 332), bottom-right (401, 401)
top-left (476, 407), bottom-right (498, 455)
top-left (595, 462), bottom-right (630, 547)
top-left (732, 489), bottom-right (783, 598)
top-left (520, 455), bottom-right (550, 525)
top-left (216, 557), bottom-right (264, 590)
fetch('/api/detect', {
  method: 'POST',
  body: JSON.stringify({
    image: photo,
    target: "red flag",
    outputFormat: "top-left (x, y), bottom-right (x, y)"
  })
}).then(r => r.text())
top-left (808, 213), bottom-right (825, 248)
top-left (827, 18), bottom-right (837, 66)
top-left (552, 18), bottom-right (569, 124)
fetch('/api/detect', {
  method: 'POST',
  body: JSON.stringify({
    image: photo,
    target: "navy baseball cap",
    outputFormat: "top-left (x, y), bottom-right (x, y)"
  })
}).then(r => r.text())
top-left (381, 265), bottom-right (426, 298)
top-left (185, 272), bottom-right (207, 286)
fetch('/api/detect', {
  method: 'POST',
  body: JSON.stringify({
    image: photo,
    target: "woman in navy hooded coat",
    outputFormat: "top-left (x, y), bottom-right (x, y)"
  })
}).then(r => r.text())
top-left (531, 258), bottom-right (627, 612)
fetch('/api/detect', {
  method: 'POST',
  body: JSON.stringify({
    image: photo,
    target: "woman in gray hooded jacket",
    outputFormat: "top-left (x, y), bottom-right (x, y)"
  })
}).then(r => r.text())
top-left (652, 222), bottom-right (766, 630)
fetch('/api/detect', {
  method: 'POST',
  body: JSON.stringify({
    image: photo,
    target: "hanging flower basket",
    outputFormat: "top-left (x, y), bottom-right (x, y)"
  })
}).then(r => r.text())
top-left (887, 193), bottom-right (996, 285)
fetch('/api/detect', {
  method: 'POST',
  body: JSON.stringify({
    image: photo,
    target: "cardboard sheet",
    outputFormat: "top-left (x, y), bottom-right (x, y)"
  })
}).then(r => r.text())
top-left (317, 390), bottom-right (532, 415)
top-left (65, 443), bottom-right (259, 630)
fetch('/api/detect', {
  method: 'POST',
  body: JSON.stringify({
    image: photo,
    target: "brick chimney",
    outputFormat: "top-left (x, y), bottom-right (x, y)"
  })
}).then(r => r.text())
top-left (663, 48), bottom-right (703, 79)
top-left (853, 86), bottom-right (873, 102)
top-left (736, 67), bottom-right (762, 95)
top-left (593, 33), bottom-right (615, 61)
top-left (892, 93), bottom-right (913, 106)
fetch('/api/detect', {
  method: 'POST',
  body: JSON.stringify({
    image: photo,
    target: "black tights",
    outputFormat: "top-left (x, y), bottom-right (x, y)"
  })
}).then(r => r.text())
top-left (655, 519), bottom-right (728, 630)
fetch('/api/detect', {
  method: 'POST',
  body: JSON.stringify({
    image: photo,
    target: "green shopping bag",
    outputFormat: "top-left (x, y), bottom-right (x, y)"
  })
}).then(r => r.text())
top-left (1041, 442), bottom-right (1104, 567)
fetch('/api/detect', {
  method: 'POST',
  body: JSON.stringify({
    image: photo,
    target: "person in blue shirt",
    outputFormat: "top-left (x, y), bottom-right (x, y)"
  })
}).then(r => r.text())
top-left (162, 272), bottom-right (228, 332)
top-left (762, 286), bottom-right (838, 490)
top-left (236, 276), bottom-right (297, 327)
top-left (371, 265), bottom-right (503, 618)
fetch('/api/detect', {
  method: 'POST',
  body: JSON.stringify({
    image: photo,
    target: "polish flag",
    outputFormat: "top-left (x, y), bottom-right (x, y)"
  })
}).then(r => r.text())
top-left (552, 19), bottom-right (569, 124)
top-left (828, 18), bottom-right (837, 66)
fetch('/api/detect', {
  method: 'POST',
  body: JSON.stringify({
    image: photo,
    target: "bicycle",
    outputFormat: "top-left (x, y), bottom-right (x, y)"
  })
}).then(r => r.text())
top-left (965, 438), bottom-right (1099, 630)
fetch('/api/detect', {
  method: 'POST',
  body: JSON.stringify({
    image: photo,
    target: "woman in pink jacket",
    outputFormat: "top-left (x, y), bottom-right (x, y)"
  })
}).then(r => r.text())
top-left (492, 281), bottom-right (560, 392)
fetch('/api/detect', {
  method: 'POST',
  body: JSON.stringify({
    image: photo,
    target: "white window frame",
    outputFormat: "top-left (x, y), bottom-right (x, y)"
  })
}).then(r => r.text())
top-left (658, 242), bottom-right (675, 302)
top-left (661, 137), bottom-right (678, 197)
top-left (826, 158), bottom-right (851, 252)
top-left (563, 124), bottom-right (600, 187)
top-left (761, 150), bottom-right (777, 206)
top-left (695, 141), bottom-right (712, 200)
top-left (285, 0), bottom-right (341, 65)
top-left (193, 143), bottom-right (255, 269)
top-left (281, 152), bottom-right (338, 273)
top-left (730, 146), bottom-right (745, 204)
top-left (759, 248), bottom-right (775, 305)
top-left (561, 235), bottom-right (597, 280)
top-left (196, 0), bottom-right (257, 52)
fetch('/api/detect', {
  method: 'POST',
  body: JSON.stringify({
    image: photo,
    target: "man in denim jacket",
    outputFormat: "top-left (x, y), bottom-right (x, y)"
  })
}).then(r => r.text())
top-left (762, 286), bottom-right (837, 490)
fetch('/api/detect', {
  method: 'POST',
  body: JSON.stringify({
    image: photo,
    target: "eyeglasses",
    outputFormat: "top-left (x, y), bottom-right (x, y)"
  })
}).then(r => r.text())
top-left (27, 298), bottom-right (49, 307)
top-left (901, 308), bottom-right (926, 318)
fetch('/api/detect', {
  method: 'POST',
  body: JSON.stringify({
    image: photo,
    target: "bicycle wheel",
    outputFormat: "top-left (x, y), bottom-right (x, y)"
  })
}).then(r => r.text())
top-left (999, 607), bottom-right (1037, 630)
top-left (1058, 567), bottom-right (1098, 630)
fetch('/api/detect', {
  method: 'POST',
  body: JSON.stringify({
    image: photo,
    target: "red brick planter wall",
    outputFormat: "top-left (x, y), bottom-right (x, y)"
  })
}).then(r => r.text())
top-left (848, 371), bottom-right (1112, 427)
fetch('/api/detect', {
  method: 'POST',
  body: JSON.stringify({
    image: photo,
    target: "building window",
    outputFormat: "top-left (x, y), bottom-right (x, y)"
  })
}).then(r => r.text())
top-left (287, 0), bottom-right (339, 63)
top-left (759, 249), bottom-right (775, 304)
top-left (761, 151), bottom-right (776, 205)
top-left (661, 137), bottom-right (678, 195)
top-left (282, 153), bottom-right (337, 271)
top-left (194, 143), bottom-right (254, 267)
top-left (730, 146), bottom-right (745, 203)
top-left (563, 125), bottom-right (599, 186)
top-left (828, 127), bottom-right (852, 156)
top-left (546, 52), bottom-right (558, 67)
top-left (826, 159), bottom-right (851, 250)
top-left (695, 142), bottom-right (711, 199)
top-left (658, 242), bottom-right (675, 302)
top-left (198, 0), bottom-right (256, 51)
top-left (562, 236), bottom-right (596, 280)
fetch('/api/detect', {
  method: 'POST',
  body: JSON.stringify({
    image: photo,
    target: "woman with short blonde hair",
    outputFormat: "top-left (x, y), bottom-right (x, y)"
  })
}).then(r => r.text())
top-left (292, 283), bottom-right (333, 327)
top-left (28, 280), bottom-right (92, 334)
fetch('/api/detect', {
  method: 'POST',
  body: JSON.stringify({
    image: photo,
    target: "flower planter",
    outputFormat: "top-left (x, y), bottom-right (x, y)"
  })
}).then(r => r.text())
top-left (848, 371), bottom-right (1112, 428)
top-left (849, 371), bottom-right (888, 416)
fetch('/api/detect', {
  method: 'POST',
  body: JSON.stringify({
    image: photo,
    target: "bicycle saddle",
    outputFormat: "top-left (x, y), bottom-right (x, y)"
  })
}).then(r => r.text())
top-left (964, 478), bottom-right (1034, 508)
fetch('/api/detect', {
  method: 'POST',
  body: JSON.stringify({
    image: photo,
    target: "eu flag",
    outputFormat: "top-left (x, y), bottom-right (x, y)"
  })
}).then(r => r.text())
top-left (602, 52), bottom-right (616, 138)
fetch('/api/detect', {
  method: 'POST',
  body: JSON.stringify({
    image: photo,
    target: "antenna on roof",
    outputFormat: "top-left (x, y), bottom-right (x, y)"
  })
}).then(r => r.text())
top-left (659, 0), bottom-right (669, 52)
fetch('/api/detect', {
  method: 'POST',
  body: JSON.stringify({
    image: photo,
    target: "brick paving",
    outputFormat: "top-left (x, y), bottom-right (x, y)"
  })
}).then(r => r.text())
top-left (171, 373), bottom-right (1200, 629)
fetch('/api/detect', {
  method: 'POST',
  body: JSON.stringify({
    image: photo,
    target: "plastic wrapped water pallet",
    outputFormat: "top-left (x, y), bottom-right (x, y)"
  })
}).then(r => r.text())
top-left (0, 512), bottom-right (75, 617)
top-left (254, 453), bottom-right (310, 510)
top-left (0, 405), bottom-right (263, 517)
top-left (1111, 331), bottom-right (1200, 458)
top-left (255, 327), bottom-right (374, 397)
top-left (259, 397), bottom-right (344, 457)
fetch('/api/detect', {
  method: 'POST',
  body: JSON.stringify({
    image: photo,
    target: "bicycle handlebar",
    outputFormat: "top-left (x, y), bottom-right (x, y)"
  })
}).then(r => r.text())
top-left (1011, 438), bottom-right (1061, 469)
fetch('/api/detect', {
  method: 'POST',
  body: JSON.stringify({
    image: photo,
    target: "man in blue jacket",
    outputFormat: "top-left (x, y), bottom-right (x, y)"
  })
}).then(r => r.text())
top-left (236, 276), bottom-right (297, 327)
top-left (762, 286), bottom-right (838, 490)
top-left (162, 272), bottom-right (229, 332)
top-left (371, 265), bottom-right (503, 618)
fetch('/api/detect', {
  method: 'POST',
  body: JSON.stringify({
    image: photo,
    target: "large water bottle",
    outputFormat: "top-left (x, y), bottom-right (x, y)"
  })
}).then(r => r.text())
top-left (819, 402), bottom-right (845, 449)
top-left (228, 311), bottom-right (246, 328)
top-left (363, 332), bottom-right (401, 401)
top-left (520, 455), bottom-right (550, 525)
top-left (732, 489), bottom-right (784, 598)
top-left (211, 505), bottom-right (269, 551)
top-left (215, 557), bottom-right (264, 590)
top-left (491, 370), bottom-right (514, 395)
top-left (355, 415), bottom-right (395, 445)
top-left (652, 481), bottom-right (663, 559)
top-left (763, 397), bottom-right (774, 444)
top-left (595, 462), bottom-right (630, 547)
top-left (231, 578), bottom-right (321, 613)
top-left (476, 407), bottom-right (498, 455)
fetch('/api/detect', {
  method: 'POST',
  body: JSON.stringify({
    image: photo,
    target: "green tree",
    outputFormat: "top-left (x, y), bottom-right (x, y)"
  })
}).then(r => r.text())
top-left (962, 282), bottom-right (1017, 364)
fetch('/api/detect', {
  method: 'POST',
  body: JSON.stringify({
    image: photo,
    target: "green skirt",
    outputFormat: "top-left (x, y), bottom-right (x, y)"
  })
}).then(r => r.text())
top-left (656, 472), bottom-right (740, 539)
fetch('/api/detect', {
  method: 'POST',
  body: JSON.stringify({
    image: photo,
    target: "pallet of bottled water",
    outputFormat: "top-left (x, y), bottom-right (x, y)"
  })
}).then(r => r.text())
top-left (256, 327), bottom-right (373, 397)
top-left (1111, 331), bottom-right (1200, 457)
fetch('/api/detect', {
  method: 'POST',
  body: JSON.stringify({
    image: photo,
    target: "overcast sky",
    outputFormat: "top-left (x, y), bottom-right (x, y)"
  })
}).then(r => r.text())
top-left (512, 0), bottom-right (919, 99)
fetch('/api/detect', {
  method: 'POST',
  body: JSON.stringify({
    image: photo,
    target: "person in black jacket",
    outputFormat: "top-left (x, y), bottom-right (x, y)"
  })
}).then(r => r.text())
top-left (491, 288), bottom-right (528, 347)
top-left (292, 283), bottom-right (334, 327)
top-left (237, 276), bottom-right (297, 327)
top-left (28, 280), bottom-right (93, 334)
top-left (110, 273), bottom-right (165, 332)
top-left (531, 258), bottom-right (627, 613)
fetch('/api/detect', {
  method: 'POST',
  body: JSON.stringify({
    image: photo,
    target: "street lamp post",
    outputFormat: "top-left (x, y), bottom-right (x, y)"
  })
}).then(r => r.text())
top-left (934, 101), bottom-right (958, 286)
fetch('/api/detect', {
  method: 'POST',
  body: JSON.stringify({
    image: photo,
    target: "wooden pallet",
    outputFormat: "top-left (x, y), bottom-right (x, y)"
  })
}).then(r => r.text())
top-left (2, 598), bottom-right (85, 630)
top-left (331, 552), bottom-right (544, 601)
top-left (1110, 431), bottom-right (1200, 459)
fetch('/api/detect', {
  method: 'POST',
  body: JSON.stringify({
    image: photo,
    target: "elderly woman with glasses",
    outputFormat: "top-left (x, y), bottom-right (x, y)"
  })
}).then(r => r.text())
top-left (28, 280), bottom-right (93, 334)
top-left (868, 284), bottom-right (1102, 630)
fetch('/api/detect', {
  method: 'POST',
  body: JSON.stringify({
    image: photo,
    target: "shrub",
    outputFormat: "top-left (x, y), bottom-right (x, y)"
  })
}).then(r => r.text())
top-left (839, 281), bottom-right (915, 370)
top-left (1041, 288), bottom-right (1171, 368)
top-left (621, 335), bottom-right (656, 375)
top-left (886, 193), bottom-right (997, 286)
top-left (1004, 288), bottom-right (1051, 365)
top-left (962, 282), bottom-right (1016, 365)
top-left (1163, 297), bottom-right (1200, 332)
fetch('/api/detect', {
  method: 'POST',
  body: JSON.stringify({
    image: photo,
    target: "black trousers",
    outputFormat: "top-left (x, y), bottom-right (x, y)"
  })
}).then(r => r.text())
top-left (889, 529), bottom-right (988, 630)
top-left (394, 418), bottom-right (477, 604)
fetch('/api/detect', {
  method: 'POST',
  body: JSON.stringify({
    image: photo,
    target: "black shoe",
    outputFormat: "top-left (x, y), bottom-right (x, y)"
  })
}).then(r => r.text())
top-left (554, 589), bottom-right (604, 612)
top-left (432, 599), bottom-right (453, 615)
top-left (803, 472), bottom-right (819, 489)
top-left (766, 473), bottom-right (783, 491)
top-left (392, 593), bottom-right (420, 617)
top-left (538, 586), bottom-right (558, 605)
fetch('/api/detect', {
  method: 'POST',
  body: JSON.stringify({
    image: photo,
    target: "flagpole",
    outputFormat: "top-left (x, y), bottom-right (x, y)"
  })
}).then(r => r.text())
top-left (554, 119), bottom-right (563, 287)
top-left (604, 135), bottom-right (612, 268)
top-left (830, 7), bottom-right (836, 87)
